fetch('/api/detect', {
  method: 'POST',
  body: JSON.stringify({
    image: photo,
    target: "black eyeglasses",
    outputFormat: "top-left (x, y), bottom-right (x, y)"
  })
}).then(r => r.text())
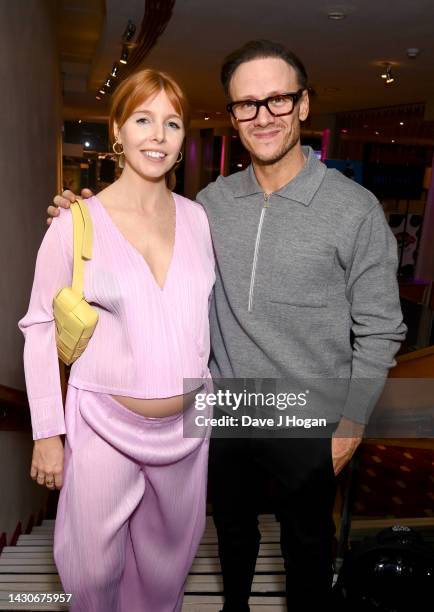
top-left (227, 89), bottom-right (305, 122)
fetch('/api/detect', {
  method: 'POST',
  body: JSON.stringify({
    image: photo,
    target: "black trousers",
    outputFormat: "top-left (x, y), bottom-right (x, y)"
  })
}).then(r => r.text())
top-left (208, 430), bottom-right (337, 612)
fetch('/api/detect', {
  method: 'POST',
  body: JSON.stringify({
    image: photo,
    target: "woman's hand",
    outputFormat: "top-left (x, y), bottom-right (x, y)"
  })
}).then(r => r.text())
top-left (30, 436), bottom-right (64, 489)
top-left (47, 188), bottom-right (94, 226)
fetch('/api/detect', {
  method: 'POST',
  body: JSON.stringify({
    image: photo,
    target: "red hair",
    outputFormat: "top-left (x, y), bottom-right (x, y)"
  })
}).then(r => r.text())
top-left (109, 68), bottom-right (190, 189)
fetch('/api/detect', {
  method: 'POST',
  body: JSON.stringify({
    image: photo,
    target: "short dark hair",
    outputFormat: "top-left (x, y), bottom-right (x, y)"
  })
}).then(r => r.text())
top-left (220, 39), bottom-right (308, 99)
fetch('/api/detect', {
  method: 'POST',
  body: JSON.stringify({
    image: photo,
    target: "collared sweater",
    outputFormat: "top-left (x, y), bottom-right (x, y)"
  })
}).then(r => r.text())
top-left (197, 146), bottom-right (406, 424)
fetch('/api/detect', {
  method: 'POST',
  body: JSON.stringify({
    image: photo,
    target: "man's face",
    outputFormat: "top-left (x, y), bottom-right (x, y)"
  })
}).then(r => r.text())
top-left (228, 57), bottom-right (309, 165)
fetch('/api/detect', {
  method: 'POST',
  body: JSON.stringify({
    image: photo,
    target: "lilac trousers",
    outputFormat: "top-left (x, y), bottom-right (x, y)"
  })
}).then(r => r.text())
top-left (53, 385), bottom-right (210, 612)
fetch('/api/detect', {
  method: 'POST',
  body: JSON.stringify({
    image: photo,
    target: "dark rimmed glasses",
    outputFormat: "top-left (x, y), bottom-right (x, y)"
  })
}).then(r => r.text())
top-left (227, 89), bottom-right (305, 122)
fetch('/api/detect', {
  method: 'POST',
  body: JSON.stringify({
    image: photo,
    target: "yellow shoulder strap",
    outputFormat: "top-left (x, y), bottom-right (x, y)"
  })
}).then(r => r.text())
top-left (71, 199), bottom-right (93, 295)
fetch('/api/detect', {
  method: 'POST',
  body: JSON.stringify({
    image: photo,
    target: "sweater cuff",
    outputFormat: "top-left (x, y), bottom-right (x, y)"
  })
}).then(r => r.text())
top-left (28, 394), bottom-right (66, 441)
top-left (33, 426), bottom-right (66, 441)
top-left (342, 378), bottom-right (387, 425)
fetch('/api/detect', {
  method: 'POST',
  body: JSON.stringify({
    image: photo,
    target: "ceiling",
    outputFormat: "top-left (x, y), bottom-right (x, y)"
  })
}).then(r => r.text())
top-left (59, 0), bottom-right (434, 130)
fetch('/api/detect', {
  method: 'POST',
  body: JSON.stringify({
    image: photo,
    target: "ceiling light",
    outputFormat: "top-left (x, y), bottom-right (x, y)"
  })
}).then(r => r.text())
top-left (105, 78), bottom-right (113, 88)
top-left (78, 119), bottom-right (82, 124)
top-left (84, 141), bottom-right (91, 148)
top-left (99, 88), bottom-right (106, 95)
top-left (96, 95), bottom-right (101, 100)
top-left (204, 115), bottom-right (210, 121)
top-left (381, 64), bottom-right (395, 85)
top-left (399, 121), bottom-right (404, 126)
top-left (123, 20), bottom-right (136, 43)
top-left (328, 10), bottom-right (346, 20)
top-left (111, 63), bottom-right (119, 78)
top-left (381, 63), bottom-right (390, 79)
top-left (375, 131), bottom-right (379, 135)
top-left (120, 46), bottom-right (129, 64)
top-left (391, 139), bottom-right (395, 143)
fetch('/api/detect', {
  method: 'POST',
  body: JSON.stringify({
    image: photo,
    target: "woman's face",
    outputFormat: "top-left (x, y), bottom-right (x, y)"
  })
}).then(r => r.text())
top-left (116, 89), bottom-right (185, 181)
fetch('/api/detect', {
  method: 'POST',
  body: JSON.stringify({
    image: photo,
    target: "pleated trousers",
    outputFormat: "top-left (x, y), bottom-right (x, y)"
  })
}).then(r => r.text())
top-left (53, 385), bottom-right (210, 612)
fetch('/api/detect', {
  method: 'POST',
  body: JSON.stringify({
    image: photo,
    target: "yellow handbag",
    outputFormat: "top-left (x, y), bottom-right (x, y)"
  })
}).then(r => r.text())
top-left (53, 199), bottom-right (99, 365)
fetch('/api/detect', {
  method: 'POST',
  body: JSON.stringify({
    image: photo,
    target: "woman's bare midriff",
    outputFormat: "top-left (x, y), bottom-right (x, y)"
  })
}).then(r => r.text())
top-left (112, 388), bottom-right (201, 418)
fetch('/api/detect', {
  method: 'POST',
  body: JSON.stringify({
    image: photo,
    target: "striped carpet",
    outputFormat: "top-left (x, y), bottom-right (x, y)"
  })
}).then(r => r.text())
top-left (1, 514), bottom-right (433, 611)
top-left (0, 514), bottom-right (286, 611)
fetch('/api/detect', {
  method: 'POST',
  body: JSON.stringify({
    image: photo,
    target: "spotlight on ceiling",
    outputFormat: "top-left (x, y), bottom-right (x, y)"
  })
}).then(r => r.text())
top-left (123, 20), bottom-right (136, 43)
top-left (120, 46), bottom-right (129, 65)
top-left (111, 63), bottom-right (119, 78)
top-left (381, 64), bottom-right (395, 84)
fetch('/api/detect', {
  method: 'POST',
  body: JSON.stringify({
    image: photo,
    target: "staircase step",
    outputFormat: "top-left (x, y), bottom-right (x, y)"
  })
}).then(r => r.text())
top-left (2, 513), bottom-right (430, 611)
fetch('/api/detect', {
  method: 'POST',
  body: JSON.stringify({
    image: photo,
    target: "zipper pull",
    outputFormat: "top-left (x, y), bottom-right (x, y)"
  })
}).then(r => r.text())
top-left (263, 192), bottom-right (270, 208)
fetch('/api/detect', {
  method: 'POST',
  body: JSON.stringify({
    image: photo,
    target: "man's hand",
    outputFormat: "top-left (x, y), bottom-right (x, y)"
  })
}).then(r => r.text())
top-left (331, 416), bottom-right (364, 476)
top-left (30, 436), bottom-right (64, 490)
top-left (47, 188), bottom-right (94, 226)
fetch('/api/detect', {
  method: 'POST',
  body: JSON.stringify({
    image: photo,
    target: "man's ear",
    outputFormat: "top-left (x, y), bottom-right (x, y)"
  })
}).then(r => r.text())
top-left (298, 91), bottom-right (310, 123)
top-left (230, 115), bottom-right (239, 132)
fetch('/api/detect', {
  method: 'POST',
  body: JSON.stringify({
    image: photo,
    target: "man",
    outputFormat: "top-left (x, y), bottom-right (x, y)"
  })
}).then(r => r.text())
top-left (48, 40), bottom-right (406, 611)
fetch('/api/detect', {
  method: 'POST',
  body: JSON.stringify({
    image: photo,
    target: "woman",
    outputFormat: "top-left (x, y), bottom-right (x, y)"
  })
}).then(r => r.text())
top-left (18, 68), bottom-right (215, 612)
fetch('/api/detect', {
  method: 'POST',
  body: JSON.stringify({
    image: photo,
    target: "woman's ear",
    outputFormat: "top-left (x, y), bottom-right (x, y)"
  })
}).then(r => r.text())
top-left (113, 121), bottom-right (121, 143)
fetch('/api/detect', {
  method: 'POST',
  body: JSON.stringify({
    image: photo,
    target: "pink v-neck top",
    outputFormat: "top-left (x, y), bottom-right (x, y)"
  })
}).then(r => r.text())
top-left (18, 194), bottom-right (215, 440)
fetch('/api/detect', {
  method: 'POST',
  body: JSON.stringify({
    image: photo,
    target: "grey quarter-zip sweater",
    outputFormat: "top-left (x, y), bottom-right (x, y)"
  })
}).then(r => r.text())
top-left (196, 146), bottom-right (407, 424)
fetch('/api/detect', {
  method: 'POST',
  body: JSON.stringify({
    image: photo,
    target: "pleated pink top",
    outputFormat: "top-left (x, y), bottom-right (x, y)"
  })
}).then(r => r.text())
top-left (18, 194), bottom-right (215, 440)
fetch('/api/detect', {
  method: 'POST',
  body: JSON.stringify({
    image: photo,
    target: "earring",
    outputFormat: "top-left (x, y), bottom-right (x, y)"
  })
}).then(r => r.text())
top-left (176, 151), bottom-right (183, 164)
top-left (112, 139), bottom-right (125, 168)
top-left (112, 140), bottom-right (124, 155)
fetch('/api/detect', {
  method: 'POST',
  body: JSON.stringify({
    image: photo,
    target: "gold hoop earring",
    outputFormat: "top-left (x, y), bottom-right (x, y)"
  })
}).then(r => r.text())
top-left (176, 151), bottom-right (183, 164)
top-left (112, 140), bottom-right (124, 155)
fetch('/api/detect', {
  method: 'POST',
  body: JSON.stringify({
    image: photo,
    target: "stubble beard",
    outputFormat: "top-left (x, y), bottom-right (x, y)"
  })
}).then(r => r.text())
top-left (243, 123), bottom-right (301, 167)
